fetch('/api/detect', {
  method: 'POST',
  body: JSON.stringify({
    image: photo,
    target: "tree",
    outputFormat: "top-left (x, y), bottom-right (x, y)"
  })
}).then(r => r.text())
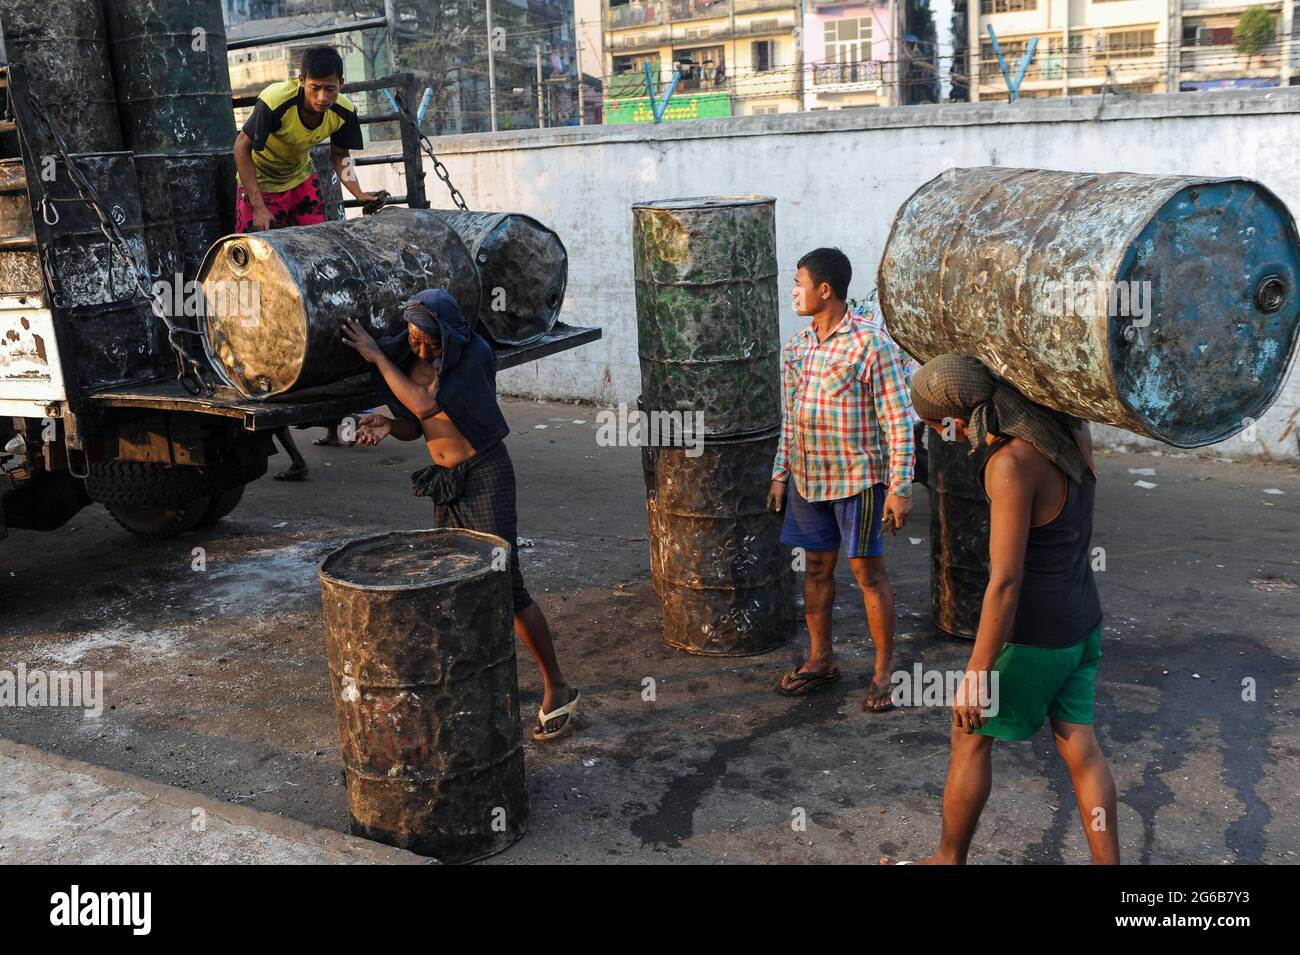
top-left (1234, 7), bottom-right (1276, 68)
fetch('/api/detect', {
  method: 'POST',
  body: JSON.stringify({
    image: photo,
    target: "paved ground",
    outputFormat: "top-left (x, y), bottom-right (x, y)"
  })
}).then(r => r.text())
top-left (1, 397), bottom-right (1297, 864)
top-left (0, 738), bottom-right (426, 864)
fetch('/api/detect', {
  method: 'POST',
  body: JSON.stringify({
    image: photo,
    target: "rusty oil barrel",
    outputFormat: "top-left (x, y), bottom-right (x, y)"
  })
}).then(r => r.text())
top-left (646, 426), bottom-right (795, 655)
top-left (431, 210), bottom-right (568, 347)
top-left (319, 528), bottom-right (528, 863)
top-left (633, 197), bottom-right (782, 437)
top-left (878, 167), bottom-right (1300, 447)
top-left (105, 0), bottom-right (237, 153)
top-left (927, 429), bottom-right (990, 640)
top-left (1, 0), bottom-right (123, 154)
top-left (199, 208), bottom-right (482, 398)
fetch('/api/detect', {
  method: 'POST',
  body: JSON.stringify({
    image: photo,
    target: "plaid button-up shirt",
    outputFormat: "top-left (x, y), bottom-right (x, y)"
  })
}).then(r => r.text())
top-left (772, 308), bottom-right (915, 502)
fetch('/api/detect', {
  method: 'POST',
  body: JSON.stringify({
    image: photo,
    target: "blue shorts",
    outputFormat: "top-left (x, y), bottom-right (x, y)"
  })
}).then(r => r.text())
top-left (780, 482), bottom-right (887, 559)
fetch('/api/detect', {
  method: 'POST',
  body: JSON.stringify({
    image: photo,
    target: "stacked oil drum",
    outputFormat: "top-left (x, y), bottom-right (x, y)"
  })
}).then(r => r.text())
top-left (0, 1), bottom-right (161, 388)
top-left (106, 0), bottom-right (238, 291)
top-left (0, 0), bottom-right (236, 386)
top-left (633, 197), bottom-right (795, 655)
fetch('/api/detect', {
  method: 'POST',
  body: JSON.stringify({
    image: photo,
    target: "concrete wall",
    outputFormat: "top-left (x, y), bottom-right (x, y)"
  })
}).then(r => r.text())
top-left (361, 87), bottom-right (1300, 458)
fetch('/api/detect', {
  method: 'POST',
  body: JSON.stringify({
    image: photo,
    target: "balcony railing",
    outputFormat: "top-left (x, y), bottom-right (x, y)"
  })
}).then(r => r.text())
top-left (607, 2), bottom-right (664, 30)
top-left (608, 25), bottom-right (671, 50)
top-left (812, 60), bottom-right (881, 86)
top-left (669, 0), bottom-right (732, 21)
top-left (733, 0), bottom-right (799, 14)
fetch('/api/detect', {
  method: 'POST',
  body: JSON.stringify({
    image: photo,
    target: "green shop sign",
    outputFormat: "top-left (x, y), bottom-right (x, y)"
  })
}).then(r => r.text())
top-left (604, 91), bottom-right (732, 125)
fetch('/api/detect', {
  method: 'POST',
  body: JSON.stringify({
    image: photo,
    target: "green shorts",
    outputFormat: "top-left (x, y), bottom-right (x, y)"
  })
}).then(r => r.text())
top-left (977, 624), bottom-right (1102, 741)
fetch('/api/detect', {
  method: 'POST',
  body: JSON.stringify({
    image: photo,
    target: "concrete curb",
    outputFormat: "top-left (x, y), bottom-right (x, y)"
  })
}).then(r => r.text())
top-left (0, 738), bottom-right (431, 865)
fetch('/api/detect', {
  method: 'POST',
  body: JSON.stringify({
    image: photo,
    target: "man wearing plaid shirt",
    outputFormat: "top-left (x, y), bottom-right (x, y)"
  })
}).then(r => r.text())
top-left (767, 248), bottom-right (915, 710)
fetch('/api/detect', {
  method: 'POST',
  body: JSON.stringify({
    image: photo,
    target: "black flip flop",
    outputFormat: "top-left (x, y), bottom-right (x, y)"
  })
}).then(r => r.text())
top-left (777, 665), bottom-right (841, 697)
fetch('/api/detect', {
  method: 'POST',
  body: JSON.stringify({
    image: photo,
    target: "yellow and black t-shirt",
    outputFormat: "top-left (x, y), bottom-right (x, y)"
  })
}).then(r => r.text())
top-left (240, 80), bottom-right (364, 193)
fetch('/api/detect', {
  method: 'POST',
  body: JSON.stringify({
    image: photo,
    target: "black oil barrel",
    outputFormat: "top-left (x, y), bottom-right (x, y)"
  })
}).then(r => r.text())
top-left (165, 152), bottom-right (235, 281)
top-left (131, 155), bottom-right (181, 284)
top-left (311, 143), bottom-right (346, 224)
top-left (926, 428), bottom-right (990, 640)
top-left (105, 0), bottom-right (236, 153)
top-left (39, 152), bottom-right (148, 310)
top-left (879, 167), bottom-right (1300, 447)
top-left (432, 210), bottom-right (568, 347)
top-left (1, 0), bottom-right (123, 154)
top-left (633, 196), bottom-right (782, 437)
top-left (199, 207), bottom-right (482, 398)
top-left (318, 528), bottom-right (528, 863)
top-left (646, 427), bottom-right (795, 655)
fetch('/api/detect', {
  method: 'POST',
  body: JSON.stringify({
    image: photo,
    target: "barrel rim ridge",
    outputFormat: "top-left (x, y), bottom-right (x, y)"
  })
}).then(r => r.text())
top-left (318, 527), bottom-right (512, 592)
top-left (632, 195), bottom-right (776, 210)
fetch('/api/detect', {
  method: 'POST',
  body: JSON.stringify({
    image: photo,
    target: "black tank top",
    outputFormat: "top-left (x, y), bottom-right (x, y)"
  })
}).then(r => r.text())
top-left (981, 441), bottom-right (1103, 648)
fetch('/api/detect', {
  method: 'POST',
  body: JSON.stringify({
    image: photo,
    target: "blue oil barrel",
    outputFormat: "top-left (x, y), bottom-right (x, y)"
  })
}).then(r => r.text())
top-left (879, 167), bottom-right (1300, 447)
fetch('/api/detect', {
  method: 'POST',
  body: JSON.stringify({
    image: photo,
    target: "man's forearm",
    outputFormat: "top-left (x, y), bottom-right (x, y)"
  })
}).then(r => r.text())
top-left (374, 353), bottom-right (439, 419)
top-left (968, 581), bottom-right (1019, 672)
top-left (333, 151), bottom-right (368, 200)
top-left (388, 417), bottom-right (422, 441)
top-left (234, 147), bottom-right (266, 210)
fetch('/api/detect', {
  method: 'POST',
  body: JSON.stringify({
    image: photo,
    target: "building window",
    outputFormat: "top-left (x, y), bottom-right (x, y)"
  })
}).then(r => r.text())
top-left (752, 39), bottom-right (774, 72)
top-left (980, 0), bottom-right (1037, 13)
top-left (818, 16), bottom-right (874, 84)
top-left (1098, 28), bottom-right (1156, 57)
top-left (1183, 23), bottom-right (1238, 47)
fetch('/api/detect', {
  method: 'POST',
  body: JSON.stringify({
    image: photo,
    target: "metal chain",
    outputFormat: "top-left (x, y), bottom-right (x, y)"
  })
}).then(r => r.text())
top-left (391, 90), bottom-right (468, 211)
top-left (22, 92), bottom-right (212, 395)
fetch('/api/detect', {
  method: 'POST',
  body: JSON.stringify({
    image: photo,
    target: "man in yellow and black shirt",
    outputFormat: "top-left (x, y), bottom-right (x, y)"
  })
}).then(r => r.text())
top-left (233, 46), bottom-right (377, 233)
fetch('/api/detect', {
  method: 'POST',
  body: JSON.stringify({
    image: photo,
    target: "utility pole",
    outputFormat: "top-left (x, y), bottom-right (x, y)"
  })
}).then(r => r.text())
top-left (385, 0), bottom-right (399, 71)
top-left (536, 44), bottom-right (545, 128)
top-left (893, 0), bottom-right (904, 106)
top-left (576, 23), bottom-right (586, 126)
top-left (486, 0), bottom-right (499, 132)
top-left (1284, 0), bottom-right (1295, 87)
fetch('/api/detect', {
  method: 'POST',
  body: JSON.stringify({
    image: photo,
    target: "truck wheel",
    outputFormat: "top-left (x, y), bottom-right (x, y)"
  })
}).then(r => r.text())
top-left (198, 485), bottom-right (246, 526)
top-left (106, 498), bottom-right (212, 540)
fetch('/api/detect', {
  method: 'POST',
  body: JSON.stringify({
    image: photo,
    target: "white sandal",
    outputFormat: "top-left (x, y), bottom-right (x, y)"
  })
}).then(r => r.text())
top-left (532, 690), bottom-right (580, 742)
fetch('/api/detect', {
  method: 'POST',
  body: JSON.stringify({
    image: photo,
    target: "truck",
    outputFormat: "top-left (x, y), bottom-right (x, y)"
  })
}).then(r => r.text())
top-left (0, 53), bottom-right (598, 542)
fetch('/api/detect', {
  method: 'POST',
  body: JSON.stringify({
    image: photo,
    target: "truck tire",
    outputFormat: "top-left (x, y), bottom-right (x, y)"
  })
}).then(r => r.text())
top-left (106, 497), bottom-right (213, 539)
top-left (85, 461), bottom-right (212, 508)
top-left (85, 456), bottom-right (267, 508)
top-left (198, 484), bottom-right (246, 526)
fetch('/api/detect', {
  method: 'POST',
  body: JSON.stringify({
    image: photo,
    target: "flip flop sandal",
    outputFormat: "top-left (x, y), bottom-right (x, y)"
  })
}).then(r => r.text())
top-left (862, 679), bottom-right (896, 713)
top-left (776, 666), bottom-right (841, 697)
top-left (533, 689), bottom-right (580, 742)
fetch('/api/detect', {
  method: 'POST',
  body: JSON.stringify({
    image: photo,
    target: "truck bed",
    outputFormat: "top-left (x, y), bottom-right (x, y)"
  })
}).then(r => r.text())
top-left (90, 323), bottom-right (601, 431)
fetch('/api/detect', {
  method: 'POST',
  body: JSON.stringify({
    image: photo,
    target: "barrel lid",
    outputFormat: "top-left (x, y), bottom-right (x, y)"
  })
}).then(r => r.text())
top-left (633, 196), bottom-right (775, 211)
top-left (318, 528), bottom-right (510, 591)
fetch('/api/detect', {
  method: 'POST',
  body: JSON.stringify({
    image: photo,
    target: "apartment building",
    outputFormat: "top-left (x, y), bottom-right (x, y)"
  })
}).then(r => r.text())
top-left (1174, 0), bottom-right (1296, 90)
top-left (970, 0), bottom-right (1296, 100)
top-left (802, 2), bottom-right (898, 109)
top-left (603, 0), bottom-right (804, 121)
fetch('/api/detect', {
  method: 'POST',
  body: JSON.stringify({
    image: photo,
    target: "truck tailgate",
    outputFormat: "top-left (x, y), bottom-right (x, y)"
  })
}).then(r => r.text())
top-left (90, 323), bottom-right (601, 432)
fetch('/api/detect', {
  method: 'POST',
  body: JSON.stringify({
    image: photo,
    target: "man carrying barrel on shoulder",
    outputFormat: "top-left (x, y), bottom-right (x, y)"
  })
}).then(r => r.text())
top-left (767, 248), bottom-right (915, 711)
top-left (882, 353), bottom-right (1118, 865)
top-left (340, 289), bottom-right (581, 742)
top-left (232, 45), bottom-right (379, 480)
